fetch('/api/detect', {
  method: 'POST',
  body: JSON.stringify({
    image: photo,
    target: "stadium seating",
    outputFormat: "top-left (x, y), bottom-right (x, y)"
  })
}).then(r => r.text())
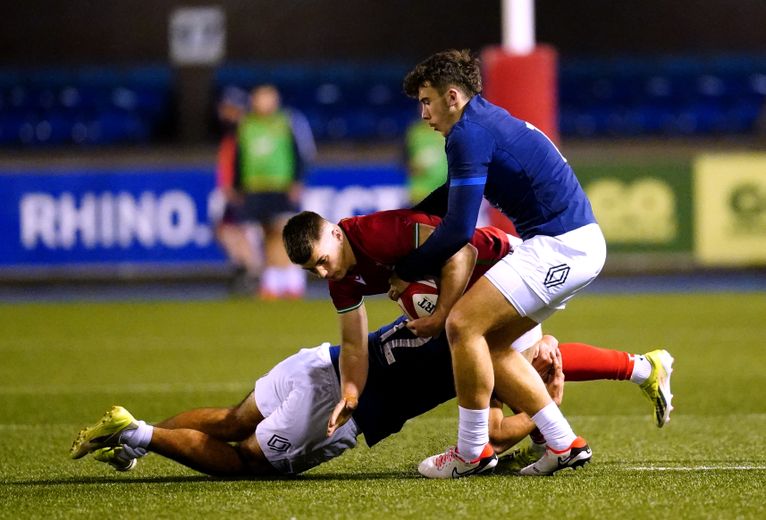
top-left (558, 54), bottom-right (766, 137)
top-left (215, 62), bottom-right (416, 141)
top-left (215, 55), bottom-right (766, 141)
top-left (0, 65), bottom-right (172, 147)
top-left (0, 55), bottom-right (764, 147)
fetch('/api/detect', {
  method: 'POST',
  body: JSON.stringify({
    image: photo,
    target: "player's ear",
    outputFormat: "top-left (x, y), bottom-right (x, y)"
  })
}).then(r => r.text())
top-left (446, 87), bottom-right (459, 108)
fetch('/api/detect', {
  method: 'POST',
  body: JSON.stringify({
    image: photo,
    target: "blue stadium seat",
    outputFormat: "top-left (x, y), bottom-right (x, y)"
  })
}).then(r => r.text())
top-left (1, 56), bottom-right (764, 147)
top-left (558, 54), bottom-right (766, 138)
top-left (0, 65), bottom-right (171, 148)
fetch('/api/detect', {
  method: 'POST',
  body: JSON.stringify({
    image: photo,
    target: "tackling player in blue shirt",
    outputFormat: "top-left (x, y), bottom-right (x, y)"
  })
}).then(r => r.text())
top-left (391, 49), bottom-right (607, 477)
top-left (68, 316), bottom-right (673, 476)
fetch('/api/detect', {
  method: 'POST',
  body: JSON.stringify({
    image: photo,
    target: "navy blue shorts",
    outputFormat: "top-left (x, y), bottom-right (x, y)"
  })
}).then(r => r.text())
top-left (227, 191), bottom-right (295, 226)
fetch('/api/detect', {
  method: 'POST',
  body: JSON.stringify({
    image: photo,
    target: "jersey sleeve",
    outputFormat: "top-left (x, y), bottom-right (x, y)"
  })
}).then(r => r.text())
top-left (396, 123), bottom-right (493, 281)
top-left (329, 279), bottom-right (365, 314)
top-left (411, 181), bottom-right (449, 216)
top-left (468, 226), bottom-right (512, 286)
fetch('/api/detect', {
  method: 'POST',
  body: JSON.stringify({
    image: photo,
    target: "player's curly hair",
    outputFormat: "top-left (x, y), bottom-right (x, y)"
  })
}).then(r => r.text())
top-left (403, 49), bottom-right (482, 98)
top-left (282, 211), bottom-right (327, 264)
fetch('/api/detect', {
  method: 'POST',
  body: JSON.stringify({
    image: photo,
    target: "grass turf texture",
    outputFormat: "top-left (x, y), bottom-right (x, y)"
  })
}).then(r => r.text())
top-left (1, 293), bottom-right (765, 519)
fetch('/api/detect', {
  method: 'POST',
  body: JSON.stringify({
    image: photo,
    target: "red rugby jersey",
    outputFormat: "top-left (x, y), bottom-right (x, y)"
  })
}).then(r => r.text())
top-left (329, 209), bottom-right (510, 313)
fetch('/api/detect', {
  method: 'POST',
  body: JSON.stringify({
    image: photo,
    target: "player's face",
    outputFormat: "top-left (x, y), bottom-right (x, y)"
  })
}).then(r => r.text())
top-left (301, 223), bottom-right (348, 281)
top-left (418, 83), bottom-right (458, 136)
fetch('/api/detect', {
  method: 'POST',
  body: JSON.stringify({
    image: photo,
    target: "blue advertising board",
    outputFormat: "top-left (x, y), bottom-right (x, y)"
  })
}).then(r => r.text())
top-left (0, 163), bottom-right (408, 277)
top-left (301, 164), bottom-right (408, 223)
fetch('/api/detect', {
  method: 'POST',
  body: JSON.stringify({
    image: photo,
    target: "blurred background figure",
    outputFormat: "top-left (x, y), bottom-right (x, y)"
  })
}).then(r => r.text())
top-left (404, 118), bottom-right (447, 205)
top-left (404, 115), bottom-right (494, 227)
top-left (234, 84), bottom-right (316, 299)
top-left (212, 86), bottom-right (263, 295)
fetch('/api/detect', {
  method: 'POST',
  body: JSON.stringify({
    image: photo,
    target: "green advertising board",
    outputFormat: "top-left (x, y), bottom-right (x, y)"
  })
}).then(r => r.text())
top-left (573, 162), bottom-right (693, 253)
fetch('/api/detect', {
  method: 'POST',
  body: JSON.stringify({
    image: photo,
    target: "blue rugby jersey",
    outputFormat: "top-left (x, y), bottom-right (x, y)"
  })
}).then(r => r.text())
top-left (398, 95), bottom-right (596, 281)
top-left (329, 317), bottom-right (456, 447)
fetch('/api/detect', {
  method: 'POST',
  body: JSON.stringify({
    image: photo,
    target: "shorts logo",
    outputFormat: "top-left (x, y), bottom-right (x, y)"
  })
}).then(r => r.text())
top-left (544, 264), bottom-right (570, 288)
top-left (267, 434), bottom-right (292, 453)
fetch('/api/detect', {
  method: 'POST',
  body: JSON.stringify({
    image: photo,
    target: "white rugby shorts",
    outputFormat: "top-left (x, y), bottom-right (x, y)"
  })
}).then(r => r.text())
top-left (486, 223), bottom-right (606, 324)
top-left (254, 343), bottom-right (358, 475)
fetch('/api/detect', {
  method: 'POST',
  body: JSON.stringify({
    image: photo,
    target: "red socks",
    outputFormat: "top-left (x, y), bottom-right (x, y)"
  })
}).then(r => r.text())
top-left (559, 343), bottom-right (634, 381)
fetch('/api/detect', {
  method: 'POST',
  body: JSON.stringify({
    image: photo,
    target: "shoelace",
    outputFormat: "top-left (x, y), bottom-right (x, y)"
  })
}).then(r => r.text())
top-left (434, 447), bottom-right (461, 469)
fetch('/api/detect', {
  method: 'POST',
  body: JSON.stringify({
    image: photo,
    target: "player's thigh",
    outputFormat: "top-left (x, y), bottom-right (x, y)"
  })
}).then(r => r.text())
top-left (447, 276), bottom-right (530, 342)
top-left (232, 391), bottom-right (266, 431)
top-left (237, 433), bottom-right (278, 476)
top-left (484, 318), bottom-right (538, 355)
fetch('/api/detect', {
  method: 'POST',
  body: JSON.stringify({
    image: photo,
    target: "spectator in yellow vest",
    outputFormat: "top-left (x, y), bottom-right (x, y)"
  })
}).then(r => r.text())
top-left (212, 87), bottom-right (263, 295)
top-left (233, 84), bottom-right (316, 298)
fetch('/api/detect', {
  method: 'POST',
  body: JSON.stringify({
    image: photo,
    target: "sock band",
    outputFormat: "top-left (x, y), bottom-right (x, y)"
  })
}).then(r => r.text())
top-left (456, 406), bottom-right (489, 461)
top-left (120, 420), bottom-right (154, 449)
top-left (531, 402), bottom-right (576, 451)
top-left (630, 355), bottom-right (653, 384)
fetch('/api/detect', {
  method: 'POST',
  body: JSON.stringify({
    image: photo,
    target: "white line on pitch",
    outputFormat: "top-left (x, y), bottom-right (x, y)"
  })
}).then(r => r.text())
top-left (623, 465), bottom-right (766, 471)
top-left (0, 381), bottom-right (251, 395)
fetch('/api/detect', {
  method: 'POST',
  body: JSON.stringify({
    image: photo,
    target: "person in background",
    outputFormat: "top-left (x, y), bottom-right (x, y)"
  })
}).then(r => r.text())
top-left (405, 116), bottom-right (495, 229)
top-left (234, 84), bottom-right (317, 299)
top-left (212, 86), bottom-right (262, 295)
top-left (404, 118), bottom-right (448, 205)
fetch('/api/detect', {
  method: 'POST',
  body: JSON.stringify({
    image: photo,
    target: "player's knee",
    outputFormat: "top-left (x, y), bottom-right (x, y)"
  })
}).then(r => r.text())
top-left (445, 310), bottom-right (479, 351)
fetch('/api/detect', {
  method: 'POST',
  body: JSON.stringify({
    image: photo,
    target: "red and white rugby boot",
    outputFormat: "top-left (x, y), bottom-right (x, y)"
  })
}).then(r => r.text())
top-left (519, 436), bottom-right (592, 476)
top-left (418, 443), bottom-right (498, 479)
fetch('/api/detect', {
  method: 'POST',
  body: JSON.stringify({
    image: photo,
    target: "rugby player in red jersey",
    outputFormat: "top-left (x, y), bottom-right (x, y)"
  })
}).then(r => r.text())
top-left (282, 209), bottom-right (514, 439)
top-left (282, 208), bottom-right (673, 465)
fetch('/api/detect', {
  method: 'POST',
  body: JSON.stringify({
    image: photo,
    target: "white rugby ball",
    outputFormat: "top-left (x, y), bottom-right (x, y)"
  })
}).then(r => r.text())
top-left (397, 280), bottom-right (439, 320)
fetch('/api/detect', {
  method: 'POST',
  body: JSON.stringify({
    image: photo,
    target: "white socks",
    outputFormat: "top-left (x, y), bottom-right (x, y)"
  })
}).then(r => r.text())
top-left (260, 267), bottom-right (281, 295)
top-left (532, 402), bottom-right (576, 451)
top-left (457, 406), bottom-right (489, 461)
top-left (284, 265), bottom-right (306, 295)
top-left (261, 266), bottom-right (306, 296)
top-left (120, 420), bottom-right (154, 449)
top-left (630, 354), bottom-right (653, 384)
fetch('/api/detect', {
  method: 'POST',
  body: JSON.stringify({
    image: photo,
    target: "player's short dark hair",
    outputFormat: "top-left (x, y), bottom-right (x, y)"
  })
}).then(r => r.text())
top-left (403, 49), bottom-right (482, 99)
top-left (282, 211), bottom-right (326, 264)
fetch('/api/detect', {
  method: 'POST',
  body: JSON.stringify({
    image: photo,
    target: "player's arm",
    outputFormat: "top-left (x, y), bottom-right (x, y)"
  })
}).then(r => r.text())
top-left (405, 223), bottom-right (477, 338)
top-left (411, 182), bottom-right (449, 215)
top-left (396, 125), bottom-right (492, 281)
top-left (327, 304), bottom-right (369, 436)
top-left (488, 400), bottom-right (536, 454)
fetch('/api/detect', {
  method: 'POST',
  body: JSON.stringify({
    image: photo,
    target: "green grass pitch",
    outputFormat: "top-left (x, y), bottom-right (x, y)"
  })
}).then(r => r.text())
top-left (1, 292), bottom-right (765, 519)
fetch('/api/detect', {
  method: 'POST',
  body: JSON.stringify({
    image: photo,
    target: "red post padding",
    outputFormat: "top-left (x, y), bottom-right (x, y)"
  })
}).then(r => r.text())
top-left (481, 44), bottom-right (559, 233)
top-left (481, 44), bottom-right (559, 143)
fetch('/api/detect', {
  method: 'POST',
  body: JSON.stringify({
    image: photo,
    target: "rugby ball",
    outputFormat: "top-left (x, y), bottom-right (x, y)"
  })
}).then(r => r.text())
top-left (397, 280), bottom-right (439, 320)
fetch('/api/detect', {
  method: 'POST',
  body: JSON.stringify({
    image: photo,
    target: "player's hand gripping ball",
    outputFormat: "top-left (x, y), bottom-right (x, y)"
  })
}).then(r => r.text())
top-left (396, 280), bottom-right (439, 320)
